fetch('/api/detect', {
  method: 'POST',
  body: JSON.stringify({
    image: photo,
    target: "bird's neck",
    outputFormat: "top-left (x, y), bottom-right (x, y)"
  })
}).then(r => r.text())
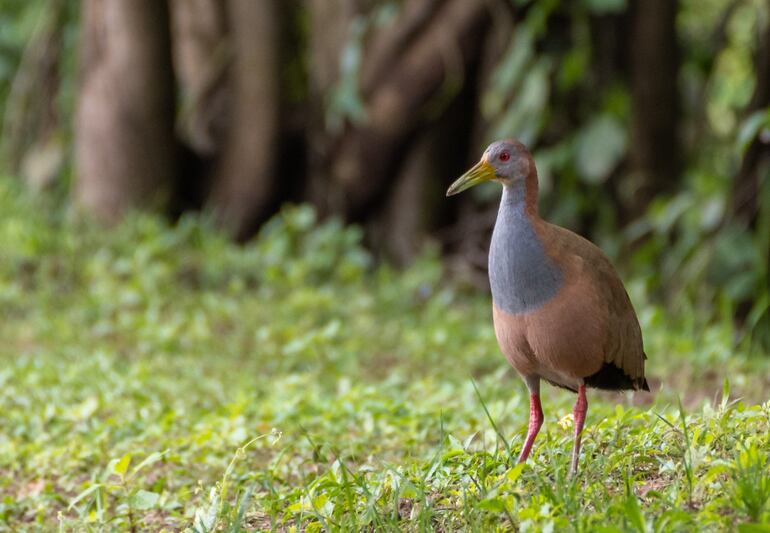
top-left (502, 169), bottom-right (540, 217)
top-left (488, 179), bottom-right (563, 314)
top-left (501, 180), bottom-right (529, 216)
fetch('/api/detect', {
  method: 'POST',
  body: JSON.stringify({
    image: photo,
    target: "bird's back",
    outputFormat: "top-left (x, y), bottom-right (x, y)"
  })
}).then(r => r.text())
top-left (540, 222), bottom-right (649, 391)
top-left (490, 214), bottom-right (648, 392)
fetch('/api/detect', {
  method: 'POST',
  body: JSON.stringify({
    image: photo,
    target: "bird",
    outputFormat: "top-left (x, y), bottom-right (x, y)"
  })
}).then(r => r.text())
top-left (446, 139), bottom-right (649, 476)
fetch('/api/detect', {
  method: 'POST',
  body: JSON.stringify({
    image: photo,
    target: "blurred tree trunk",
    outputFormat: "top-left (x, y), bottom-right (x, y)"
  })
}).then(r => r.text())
top-left (733, 15), bottom-right (770, 229)
top-left (307, 0), bottom-right (359, 96)
top-left (169, 0), bottom-right (229, 213)
top-left (170, 0), bottom-right (229, 157)
top-left (205, 0), bottom-right (282, 241)
top-left (1, 0), bottom-right (69, 190)
top-left (368, 82), bottom-right (478, 265)
top-left (627, 0), bottom-right (680, 216)
top-left (305, 0), bottom-right (361, 213)
top-left (302, 0), bottom-right (492, 266)
top-left (327, 0), bottom-right (490, 221)
top-left (74, 0), bottom-right (177, 222)
top-left (367, 133), bottom-right (434, 264)
top-left (732, 14), bottom-right (770, 328)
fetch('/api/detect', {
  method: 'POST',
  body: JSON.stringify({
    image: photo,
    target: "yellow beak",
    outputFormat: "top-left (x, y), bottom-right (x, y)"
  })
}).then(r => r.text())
top-left (446, 160), bottom-right (496, 196)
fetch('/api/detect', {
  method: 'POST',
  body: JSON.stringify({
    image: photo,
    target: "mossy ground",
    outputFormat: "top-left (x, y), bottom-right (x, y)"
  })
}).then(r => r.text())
top-left (1, 180), bottom-right (769, 532)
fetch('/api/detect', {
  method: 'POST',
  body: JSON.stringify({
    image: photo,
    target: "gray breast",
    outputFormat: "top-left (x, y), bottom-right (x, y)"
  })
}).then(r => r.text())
top-left (488, 185), bottom-right (563, 314)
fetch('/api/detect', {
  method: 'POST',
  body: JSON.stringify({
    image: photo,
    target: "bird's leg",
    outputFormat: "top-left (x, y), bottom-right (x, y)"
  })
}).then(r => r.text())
top-left (517, 393), bottom-right (544, 463)
top-left (517, 377), bottom-right (543, 463)
top-left (569, 384), bottom-right (588, 476)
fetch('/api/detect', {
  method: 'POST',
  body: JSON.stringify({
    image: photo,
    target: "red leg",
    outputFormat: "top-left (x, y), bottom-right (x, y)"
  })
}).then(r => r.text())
top-left (570, 384), bottom-right (588, 476)
top-left (517, 393), bottom-right (544, 463)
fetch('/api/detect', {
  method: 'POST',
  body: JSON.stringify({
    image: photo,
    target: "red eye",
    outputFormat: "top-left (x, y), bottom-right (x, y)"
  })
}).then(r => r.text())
top-left (499, 151), bottom-right (510, 162)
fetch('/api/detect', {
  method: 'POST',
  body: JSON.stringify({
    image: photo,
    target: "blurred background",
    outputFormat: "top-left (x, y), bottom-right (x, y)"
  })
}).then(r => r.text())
top-left (3, 1), bottom-right (770, 528)
top-left (0, 0), bottom-right (768, 347)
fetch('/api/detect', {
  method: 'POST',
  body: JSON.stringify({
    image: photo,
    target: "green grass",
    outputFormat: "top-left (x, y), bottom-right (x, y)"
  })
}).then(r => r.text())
top-left (1, 179), bottom-right (770, 532)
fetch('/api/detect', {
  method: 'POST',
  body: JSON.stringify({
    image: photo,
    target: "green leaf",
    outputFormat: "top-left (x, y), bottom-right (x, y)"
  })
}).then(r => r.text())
top-left (559, 46), bottom-right (589, 91)
top-left (305, 522), bottom-right (324, 533)
top-left (68, 483), bottom-right (103, 510)
top-left (483, 28), bottom-right (534, 116)
top-left (441, 449), bottom-right (464, 461)
top-left (736, 108), bottom-right (770, 154)
top-left (738, 525), bottom-right (770, 533)
top-left (129, 450), bottom-right (168, 481)
top-left (592, 526), bottom-right (624, 533)
top-left (490, 57), bottom-right (551, 145)
top-left (582, 0), bottom-right (627, 14)
top-left (399, 481), bottom-right (419, 500)
top-left (447, 433), bottom-right (464, 452)
top-left (506, 463), bottom-right (525, 483)
top-left (113, 453), bottom-right (132, 478)
top-left (576, 115), bottom-right (627, 184)
top-left (130, 489), bottom-right (160, 510)
top-left (623, 478), bottom-right (647, 533)
top-left (193, 487), bottom-right (220, 532)
top-left (477, 496), bottom-right (507, 513)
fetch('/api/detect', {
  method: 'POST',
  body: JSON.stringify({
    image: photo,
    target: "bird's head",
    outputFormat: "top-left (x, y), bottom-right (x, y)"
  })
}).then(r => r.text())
top-left (446, 139), bottom-right (533, 196)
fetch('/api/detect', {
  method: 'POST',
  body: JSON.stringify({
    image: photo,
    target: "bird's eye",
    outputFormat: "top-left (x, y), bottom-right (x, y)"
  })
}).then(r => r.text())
top-left (499, 151), bottom-right (510, 162)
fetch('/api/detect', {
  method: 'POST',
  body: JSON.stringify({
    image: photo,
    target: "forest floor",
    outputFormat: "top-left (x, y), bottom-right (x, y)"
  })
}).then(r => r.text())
top-left (2, 180), bottom-right (770, 532)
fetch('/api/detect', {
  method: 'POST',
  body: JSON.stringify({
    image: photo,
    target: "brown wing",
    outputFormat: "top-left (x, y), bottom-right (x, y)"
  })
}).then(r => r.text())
top-left (545, 224), bottom-right (648, 390)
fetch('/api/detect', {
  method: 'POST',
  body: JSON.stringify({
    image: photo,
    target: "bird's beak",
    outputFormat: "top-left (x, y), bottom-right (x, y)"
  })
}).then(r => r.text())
top-left (446, 159), bottom-right (495, 196)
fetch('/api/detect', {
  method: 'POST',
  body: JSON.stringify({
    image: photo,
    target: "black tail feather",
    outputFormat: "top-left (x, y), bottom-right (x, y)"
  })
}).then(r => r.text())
top-left (584, 363), bottom-right (649, 392)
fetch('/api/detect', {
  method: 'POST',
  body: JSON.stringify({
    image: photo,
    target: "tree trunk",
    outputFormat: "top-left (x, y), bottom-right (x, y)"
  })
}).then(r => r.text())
top-left (369, 76), bottom-right (480, 266)
top-left (359, 0), bottom-right (443, 97)
top-left (1, 0), bottom-right (69, 190)
top-left (206, 0), bottom-right (281, 241)
top-left (328, 0), bottom-right (490, 221)
top-left (732, 13), bottom-right (770, 330)
top-left (170, 0), bottom-right (229, 156)
top-left (307, 0), bottom-right (361, 98)
top-left (74, 0), bottom-right (177, 222)
top-left (367, 134), bottom-right (433, 265)
top-left (305, 0), bottom-right (360, 213)
top-left (628, 0), bottom-right (680, 216)
top-left (733, 14), bottom-right (770, 228)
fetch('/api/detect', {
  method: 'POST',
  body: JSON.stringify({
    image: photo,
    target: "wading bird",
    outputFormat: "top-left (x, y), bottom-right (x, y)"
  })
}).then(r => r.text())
top-left (447, 139), bottom-right (649, 475)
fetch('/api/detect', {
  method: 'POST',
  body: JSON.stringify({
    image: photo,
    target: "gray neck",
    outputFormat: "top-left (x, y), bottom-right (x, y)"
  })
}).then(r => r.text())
top-left (488, 181), bottom-right (563, 314)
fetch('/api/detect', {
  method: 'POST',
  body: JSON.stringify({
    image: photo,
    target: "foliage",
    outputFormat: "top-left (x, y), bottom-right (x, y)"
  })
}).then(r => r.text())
top-left (0, 0), bottom-right (768, 346)
top-left (0, 1), bottom-right (769, 530)
top-left (1, 180), bottom-right (770, 531)
top-left (480, 0), bottom-right (770, 347)
top-left (0, 0), bottom-right (77, 186)
top-left (728, 444), bottom-right (770, 523)
top-left (0, 2), bottom-right (46, 103)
